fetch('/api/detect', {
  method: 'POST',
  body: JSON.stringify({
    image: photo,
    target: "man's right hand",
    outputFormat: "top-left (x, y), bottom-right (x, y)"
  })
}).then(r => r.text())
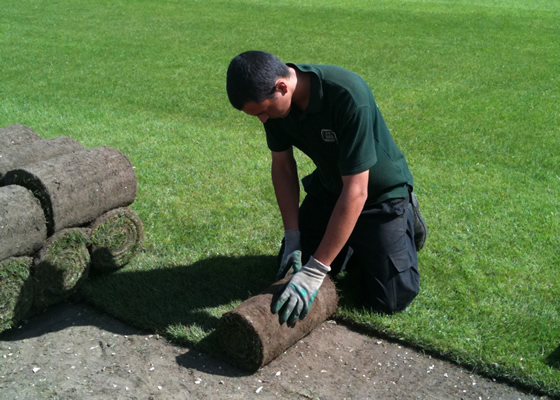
top-left (272, 256), bottom-right (330, 324)
top-left (276, 230), bottom-right (302, 281)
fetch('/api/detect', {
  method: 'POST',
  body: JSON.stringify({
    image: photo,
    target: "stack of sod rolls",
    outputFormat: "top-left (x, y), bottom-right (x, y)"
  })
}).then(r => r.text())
top-left (0, 124), bottom-right (144, 332)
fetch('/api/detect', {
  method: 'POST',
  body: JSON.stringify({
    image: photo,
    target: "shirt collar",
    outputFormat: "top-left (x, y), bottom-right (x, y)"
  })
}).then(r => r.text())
top-left (287, 63), bottom-right (323, 115)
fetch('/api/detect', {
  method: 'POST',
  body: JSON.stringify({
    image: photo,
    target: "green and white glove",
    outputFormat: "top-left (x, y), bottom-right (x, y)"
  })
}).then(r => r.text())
top-left (276, 230), bottom-right (302, 281)
top-left (272, 256), bottom-right (330, 325)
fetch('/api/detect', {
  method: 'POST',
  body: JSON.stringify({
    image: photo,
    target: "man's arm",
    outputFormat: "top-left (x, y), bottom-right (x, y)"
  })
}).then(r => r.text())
top-left (271, 148), bottom-right (300, 231)
top-left (271, 170), bottom-right (369, 324)
top-left (313, 170), bottom-right (369, 265)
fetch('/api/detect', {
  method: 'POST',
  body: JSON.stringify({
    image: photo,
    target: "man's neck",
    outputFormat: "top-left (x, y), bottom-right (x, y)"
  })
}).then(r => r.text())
top-left (290, 67), bottom-right (310, 111)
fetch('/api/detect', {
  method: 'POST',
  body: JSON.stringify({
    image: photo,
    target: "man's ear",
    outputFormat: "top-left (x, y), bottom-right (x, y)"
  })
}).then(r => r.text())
top-left (275, 79), bottom-right (289, 95)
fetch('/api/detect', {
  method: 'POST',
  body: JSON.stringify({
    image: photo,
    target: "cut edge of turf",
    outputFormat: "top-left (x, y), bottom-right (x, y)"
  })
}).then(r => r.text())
top-left (333, 314), bottom-right (557, 398)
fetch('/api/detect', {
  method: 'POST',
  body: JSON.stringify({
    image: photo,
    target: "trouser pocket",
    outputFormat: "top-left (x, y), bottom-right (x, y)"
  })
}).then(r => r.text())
top-left (386, 247), bottom-right (420, 312)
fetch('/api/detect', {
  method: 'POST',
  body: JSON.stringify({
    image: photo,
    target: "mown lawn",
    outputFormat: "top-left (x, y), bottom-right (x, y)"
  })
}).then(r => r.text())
top-left (1, 0), bottom-right (558, 396)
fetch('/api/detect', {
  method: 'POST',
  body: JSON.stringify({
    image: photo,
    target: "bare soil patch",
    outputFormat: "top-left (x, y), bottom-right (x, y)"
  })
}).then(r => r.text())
top-left (0, 302), bottom-right (551, 399)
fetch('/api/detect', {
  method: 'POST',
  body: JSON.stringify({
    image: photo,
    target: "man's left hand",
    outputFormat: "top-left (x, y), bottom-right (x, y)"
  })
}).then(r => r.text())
top-left (271, 256), bottom-right (330, 325)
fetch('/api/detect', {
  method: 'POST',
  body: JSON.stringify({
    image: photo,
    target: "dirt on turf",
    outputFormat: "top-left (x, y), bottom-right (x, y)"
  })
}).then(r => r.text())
top-left (0, 302), bottom-right (552, 400)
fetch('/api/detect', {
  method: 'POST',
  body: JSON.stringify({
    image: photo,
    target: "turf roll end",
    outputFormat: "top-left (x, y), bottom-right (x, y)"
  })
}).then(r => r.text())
top-left (33, 228), bottom-right (91, 311)
top-left (0, 257), bottom-right (34, 333)
top-left (89, 207), bottom-right (145, 272)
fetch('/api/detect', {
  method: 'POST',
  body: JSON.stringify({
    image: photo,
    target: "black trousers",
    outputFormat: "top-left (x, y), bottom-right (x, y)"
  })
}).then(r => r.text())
top-left (297, 192), bottom-right (420, 314)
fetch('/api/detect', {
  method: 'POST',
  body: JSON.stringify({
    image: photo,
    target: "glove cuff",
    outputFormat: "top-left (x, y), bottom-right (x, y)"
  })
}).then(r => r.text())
top-left (307, 256), bottom-right (331, 275)
top-left (284, 230), bottom-right (300, 242)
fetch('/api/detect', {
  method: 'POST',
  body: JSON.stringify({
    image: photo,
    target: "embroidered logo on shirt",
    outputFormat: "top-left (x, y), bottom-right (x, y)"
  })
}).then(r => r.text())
top-left (321, 129), bottom-right (338, 143)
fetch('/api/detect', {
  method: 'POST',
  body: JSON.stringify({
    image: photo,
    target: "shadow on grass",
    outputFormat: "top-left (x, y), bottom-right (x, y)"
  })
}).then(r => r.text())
top-left (79, 254), bottom-right (279, 375)
top-left (546, 345), bottom-right (560, 370)
top-left (2, 255), bottom-right (276, 342)
top-left (0, 254), bottom-right (280, 377)
top-left (79, 254), bottom-right (277, 343)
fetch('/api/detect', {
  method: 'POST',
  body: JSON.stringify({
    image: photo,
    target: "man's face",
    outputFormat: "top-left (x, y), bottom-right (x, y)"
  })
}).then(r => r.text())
top-left (242, 90), bottom-right (291, 124)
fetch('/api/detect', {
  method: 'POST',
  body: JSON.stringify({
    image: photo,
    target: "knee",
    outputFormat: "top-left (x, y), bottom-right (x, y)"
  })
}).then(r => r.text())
top-left (362, 269), bottom-right (420, 314)
top-left (364, 292), bottom-right (418, 314)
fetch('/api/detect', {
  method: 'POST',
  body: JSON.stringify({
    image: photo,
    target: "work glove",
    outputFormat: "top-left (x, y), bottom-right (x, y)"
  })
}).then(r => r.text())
top-left (272, 256), bottom-right (330, 325)
top-left (276, 230), bottom-right (302, 281)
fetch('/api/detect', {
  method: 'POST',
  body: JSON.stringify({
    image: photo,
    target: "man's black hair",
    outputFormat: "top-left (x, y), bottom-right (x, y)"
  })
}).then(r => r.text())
top-left (226, 51), bottom-right (290, 110)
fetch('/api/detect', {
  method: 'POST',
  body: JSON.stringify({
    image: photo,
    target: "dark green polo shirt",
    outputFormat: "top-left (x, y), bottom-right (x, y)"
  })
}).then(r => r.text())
top-left (264, 64), bottom-right (413, 206)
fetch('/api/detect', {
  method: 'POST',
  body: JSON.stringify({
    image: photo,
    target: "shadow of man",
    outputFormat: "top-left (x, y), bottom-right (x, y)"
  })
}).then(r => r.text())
top-left (546, 345), bottom-right (560, 370)
top-left (1, 254), bottom-right (277, 342)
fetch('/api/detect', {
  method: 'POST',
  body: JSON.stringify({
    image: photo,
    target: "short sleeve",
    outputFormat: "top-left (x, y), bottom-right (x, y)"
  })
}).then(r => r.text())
top-left (264, 121), bottom-right (292, 152)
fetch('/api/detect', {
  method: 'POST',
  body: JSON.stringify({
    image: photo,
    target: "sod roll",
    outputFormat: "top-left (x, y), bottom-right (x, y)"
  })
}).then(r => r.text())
top-left (33, 228), bottom-right (91, 311)
top-left (1, 146), bottom-right (138, 236)
top-left (89, 207), bottom-right (144, 271)
top-left (217, 276), bottom-right (338, 372)
top-left (0, 124), bottom-right (41, 148)
top-left (0, 185), bottom-right (47, 261)
top-left (0, 136), bottom-right (85, 179)
top-left (0, 257), bottom-right (34, 333)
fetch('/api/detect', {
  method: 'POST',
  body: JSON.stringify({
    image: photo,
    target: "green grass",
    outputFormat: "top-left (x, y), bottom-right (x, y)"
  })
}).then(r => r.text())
top-left (1, 0), bottom-right (559, 396)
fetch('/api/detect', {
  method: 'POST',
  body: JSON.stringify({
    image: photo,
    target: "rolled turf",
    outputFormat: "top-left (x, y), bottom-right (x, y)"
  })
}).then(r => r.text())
top-left (0, 185), bottom-right (47, 261)
top-left (89, 207), bottom-right (145, 272)
top-left (33, 228), bottom-right (91, 311)
top-left (217, 276), bottom-right (339, 372)
top-left (0, 136), bottom-right (85, 179)
top-left (0, 146), bottom-right (138, 236)
top-left (0, 257), bottom-right (34, 333)
top-left (0, 124), bottom-right (41, 148)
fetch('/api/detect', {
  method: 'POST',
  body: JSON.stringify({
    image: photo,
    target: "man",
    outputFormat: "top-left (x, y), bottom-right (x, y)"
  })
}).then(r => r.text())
top-left (226, 51), bottom-right (426, 325)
